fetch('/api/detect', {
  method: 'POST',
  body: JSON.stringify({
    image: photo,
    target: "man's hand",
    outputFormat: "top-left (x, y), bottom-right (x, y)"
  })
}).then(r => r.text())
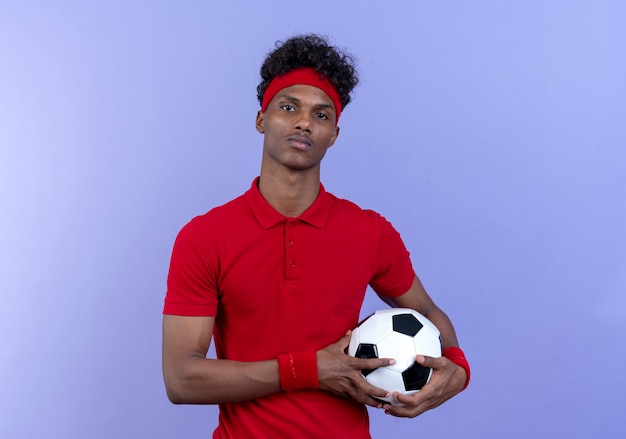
top-left (316, 332), bottom-right (395, 408)
top-left (383, 354), bottom-right (467, 418)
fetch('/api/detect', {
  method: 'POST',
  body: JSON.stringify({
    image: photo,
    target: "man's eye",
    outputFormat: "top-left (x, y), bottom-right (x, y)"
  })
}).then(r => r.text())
top-left (281, 104), bottom-right (295, 111)
top-left (315, 112), bottom-right (328, 120)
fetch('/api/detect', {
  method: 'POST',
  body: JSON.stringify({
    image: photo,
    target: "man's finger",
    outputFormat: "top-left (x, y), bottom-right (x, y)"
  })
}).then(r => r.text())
top-left (354, 356), bottom-right (396, 370)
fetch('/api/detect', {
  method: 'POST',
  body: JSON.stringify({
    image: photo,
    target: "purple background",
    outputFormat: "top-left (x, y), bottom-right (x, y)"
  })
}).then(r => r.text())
top-left (1, 1), bottom-right (624, 438)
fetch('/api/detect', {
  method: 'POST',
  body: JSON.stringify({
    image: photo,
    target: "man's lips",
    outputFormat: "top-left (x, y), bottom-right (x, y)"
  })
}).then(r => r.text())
top-left (286, 135), bottom-right (312, 150)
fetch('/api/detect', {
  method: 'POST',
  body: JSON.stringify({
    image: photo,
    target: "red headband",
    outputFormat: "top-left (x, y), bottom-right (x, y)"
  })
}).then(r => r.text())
top-left (261, 67), bottom-right (342, 123)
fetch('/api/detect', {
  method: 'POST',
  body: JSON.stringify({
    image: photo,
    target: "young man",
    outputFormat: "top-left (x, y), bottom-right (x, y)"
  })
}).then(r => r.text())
top-left (162, 34), bottom-right (470, 438)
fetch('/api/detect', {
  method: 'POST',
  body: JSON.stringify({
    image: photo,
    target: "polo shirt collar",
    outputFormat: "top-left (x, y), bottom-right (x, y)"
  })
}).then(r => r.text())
top-left (246, 177), bottom-right (332, 229)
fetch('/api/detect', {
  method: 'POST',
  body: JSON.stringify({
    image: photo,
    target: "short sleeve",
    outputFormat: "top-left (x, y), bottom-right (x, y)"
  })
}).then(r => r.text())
top-left (163, 218), bottom-right (219, 316)
top-left (368, 215), bottom-right (416, 298)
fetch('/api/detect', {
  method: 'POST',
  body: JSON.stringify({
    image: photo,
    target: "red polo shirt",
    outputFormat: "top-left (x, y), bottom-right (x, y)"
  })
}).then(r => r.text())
top-left (164, 178), bottom-right (416, 438)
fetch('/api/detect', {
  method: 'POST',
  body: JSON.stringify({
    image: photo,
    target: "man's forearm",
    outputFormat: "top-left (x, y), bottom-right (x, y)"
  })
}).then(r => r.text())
top-left (164, 357), bottom-right (281, 405)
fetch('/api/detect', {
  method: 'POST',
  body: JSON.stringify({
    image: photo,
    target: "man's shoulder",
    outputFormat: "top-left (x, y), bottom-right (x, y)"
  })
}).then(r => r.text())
top-left (321, 192), bottom-right (397, 240)
top-left (193, 192), bottom-right (248, 223)
top-left (178, 191), bottom-right (250, 237)
top-left (326, 191), bottom-right (384, 221)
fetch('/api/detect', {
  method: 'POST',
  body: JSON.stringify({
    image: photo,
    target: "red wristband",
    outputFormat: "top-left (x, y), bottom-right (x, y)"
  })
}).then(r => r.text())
top-left (277, 351), bottom-right (319, 392)
top-left (443, 346), bottom-right (471, 390)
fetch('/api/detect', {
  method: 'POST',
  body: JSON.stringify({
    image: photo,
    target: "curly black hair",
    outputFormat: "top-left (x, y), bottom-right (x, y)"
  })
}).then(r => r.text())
top-left (257, 34), bottom-right (358, 110)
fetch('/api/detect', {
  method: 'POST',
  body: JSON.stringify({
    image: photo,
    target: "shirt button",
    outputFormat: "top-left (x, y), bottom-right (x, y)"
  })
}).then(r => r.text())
top-left (289, 261), bottom-right (296, 268)
top-left (288, 240), bottom-right (294, 247)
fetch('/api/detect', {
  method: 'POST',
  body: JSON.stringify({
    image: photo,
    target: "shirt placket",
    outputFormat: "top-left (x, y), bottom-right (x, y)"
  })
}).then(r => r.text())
top-left (285, 218), bottom-right (299, 280)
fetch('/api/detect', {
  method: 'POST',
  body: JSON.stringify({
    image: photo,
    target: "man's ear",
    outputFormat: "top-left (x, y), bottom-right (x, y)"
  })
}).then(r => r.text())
top-left (256, 111), bottom-right (265, 133)
top-left (328, 125), bottom-right (340, 148)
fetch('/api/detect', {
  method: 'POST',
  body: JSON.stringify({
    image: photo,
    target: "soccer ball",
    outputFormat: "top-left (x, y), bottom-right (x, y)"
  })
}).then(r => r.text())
top-left (348, 308), bottom-right (442, 406)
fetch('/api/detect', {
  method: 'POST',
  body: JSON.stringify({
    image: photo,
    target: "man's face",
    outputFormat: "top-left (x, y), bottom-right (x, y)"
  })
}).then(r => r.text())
top-left (256, 84), bottom-right (340, 173)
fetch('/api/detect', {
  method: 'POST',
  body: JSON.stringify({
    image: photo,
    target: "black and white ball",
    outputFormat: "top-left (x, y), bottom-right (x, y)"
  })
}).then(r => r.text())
top-left (348, 308), bottom-right (442, 406)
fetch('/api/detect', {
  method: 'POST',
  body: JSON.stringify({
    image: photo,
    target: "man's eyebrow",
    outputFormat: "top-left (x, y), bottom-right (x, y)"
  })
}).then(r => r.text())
top-left (314, 103), bottom-right (335, 111)
top-left (280, 94), bottom-right (301, 103)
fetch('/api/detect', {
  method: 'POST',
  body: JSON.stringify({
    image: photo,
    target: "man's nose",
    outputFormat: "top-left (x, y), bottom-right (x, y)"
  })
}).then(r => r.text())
top-left (294, 114), bottom-right (312, 132)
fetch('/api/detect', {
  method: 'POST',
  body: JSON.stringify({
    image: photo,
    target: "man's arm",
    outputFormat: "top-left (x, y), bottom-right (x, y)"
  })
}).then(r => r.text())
top-left (162, 314), bottom-right (397, 407)
top-left (162, 315), bottom-right (280, 404)
top-left (378, 276), bottom-right (468, 417)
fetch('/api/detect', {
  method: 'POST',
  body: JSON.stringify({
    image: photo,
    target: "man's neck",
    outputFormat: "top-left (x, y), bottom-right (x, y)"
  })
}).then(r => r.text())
top-left (257, 171), bottom-right (321, 217)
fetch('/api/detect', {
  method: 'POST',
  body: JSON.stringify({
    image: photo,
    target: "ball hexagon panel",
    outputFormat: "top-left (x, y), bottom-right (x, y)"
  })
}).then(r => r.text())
top-left (355, 312), bottom-right (394, 344)
top-left (413, 326), bottom-right (443, 357)
top-left (375, 331), bottom-right (418, 372)
top-left (365, 367), bottom-right (407, 404)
